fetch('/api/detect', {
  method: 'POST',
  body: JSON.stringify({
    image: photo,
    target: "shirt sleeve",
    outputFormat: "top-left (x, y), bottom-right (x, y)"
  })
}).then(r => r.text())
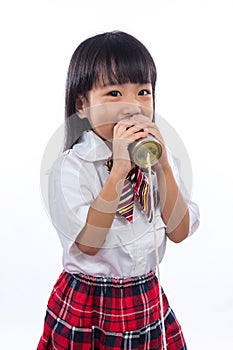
top-left (167, 148), bottom-right (200, 236)
top-left (47, 152), bottom-right (95, 244)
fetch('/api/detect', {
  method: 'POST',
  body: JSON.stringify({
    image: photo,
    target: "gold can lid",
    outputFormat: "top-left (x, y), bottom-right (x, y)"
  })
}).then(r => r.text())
top-left (132, 138), bottom-right (162, 168)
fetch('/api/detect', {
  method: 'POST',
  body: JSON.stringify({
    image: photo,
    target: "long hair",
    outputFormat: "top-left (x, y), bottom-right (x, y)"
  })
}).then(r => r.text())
top-left (64, 31), bottom-right (157, 151)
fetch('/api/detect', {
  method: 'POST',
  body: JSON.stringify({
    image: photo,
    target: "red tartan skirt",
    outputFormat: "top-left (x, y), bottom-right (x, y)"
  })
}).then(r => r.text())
top-left (37, 269), bottom-right (187, 349)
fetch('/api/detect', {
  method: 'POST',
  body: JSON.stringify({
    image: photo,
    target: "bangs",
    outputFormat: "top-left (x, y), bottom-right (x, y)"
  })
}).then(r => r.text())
top-left (77, 32), bottom-right (157, 95)
top-left (94, 41), bottom-right (156, 87)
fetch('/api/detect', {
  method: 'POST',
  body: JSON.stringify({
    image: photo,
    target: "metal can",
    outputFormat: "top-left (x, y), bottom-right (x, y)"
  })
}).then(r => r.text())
top-left (129, 135), bottom-right (162, 168)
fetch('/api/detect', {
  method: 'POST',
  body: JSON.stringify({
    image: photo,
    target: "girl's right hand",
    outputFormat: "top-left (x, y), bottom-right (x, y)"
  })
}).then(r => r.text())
top-left (111, 118), bottom-right (149, 178)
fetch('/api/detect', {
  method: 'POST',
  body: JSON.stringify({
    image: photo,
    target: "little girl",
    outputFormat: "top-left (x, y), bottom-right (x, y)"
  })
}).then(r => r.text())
top-left (37, 31), bottom-right (199, 349)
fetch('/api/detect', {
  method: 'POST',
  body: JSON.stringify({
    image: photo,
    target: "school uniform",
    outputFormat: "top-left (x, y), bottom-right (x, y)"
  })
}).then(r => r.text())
top-left (37, 130), bottom-right (200, 349)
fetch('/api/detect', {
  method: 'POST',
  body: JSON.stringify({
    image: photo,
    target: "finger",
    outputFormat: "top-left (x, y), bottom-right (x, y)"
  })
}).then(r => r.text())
top-left (128, 131), bottom-right (149, 142)
top-left (114, 120), bottom-right (144, 137)
top-left (124, 125), bottom-right (146, 136)
top-left (114, 119), bottom-right (135, 133)
top-left (130, 114), bottom-right (151, 123)
top-left (131, 115), bottom-right (157, 127)
top-left (144, 126), bottom-right (162, 138)
top-left (115, 124), bottom-right (148, 140)
top-left (117, 118), bottom-right (135, 127)
top-left (113, 122), bottom-right (131, 138)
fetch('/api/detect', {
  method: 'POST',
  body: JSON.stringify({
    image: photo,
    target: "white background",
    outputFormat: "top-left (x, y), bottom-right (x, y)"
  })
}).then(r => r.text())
top-left (1, 0), bottom-right (232, 349)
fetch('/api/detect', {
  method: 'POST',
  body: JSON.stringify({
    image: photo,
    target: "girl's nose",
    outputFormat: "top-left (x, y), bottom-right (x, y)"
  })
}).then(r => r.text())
top-left (121, 103), bottom-right (142, 117)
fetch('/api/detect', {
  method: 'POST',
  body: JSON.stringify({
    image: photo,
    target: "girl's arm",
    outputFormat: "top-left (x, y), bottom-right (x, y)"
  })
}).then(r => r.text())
top-left (156, 163), bottom-right (190, 243)
top-left (76, 120), bottom-right (149, 256)
top-left (76, 169), bottom-right (126, 255)
top-left (128, 114), bottom-right (190, 243)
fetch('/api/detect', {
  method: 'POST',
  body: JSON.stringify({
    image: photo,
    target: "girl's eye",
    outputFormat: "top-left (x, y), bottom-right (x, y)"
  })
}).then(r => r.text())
top-left (138, 89), bottom-right (150, 96)
top-left (108, 91), bottom-right (122, 97)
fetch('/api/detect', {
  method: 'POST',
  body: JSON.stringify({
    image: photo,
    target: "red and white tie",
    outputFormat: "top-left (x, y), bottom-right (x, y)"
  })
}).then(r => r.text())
top-left (106, 159), bottom-right (155, 223)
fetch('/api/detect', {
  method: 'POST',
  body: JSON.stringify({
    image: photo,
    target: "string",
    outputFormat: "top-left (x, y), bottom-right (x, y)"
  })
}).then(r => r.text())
top-left (147, 152), bottom-right (167, 350)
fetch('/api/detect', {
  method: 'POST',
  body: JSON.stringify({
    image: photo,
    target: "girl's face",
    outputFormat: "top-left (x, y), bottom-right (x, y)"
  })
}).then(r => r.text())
top-left (78, 83), bottom-right (153, 141)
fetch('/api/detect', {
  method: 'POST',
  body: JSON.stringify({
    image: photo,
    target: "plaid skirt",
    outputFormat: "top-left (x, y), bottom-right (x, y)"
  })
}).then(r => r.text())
top-left (37, 269), bottom-right (187, 349)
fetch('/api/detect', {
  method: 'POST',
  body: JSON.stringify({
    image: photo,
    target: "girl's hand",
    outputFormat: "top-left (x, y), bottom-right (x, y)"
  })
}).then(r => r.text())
top-left (128, 114), bottom-right (170, 171)
top-left (111, 118), bottom-right (149, 178)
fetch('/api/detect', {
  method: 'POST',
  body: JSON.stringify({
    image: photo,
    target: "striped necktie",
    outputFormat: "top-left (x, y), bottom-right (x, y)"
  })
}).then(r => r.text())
top-left (106, 159), bottom-right (154, 223)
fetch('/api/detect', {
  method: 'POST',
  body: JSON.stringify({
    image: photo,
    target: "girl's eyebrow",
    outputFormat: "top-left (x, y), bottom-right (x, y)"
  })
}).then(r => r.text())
top-left (97, 83), bottom-right (122, 90)
top-left (101, 83), bottom-right (117, 88)
top-left (95, 81), bottom-right (114, 88)
top-left (100, 82), bottom-right (151, 89)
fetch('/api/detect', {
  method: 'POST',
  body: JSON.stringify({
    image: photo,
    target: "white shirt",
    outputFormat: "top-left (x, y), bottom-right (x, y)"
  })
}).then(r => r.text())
top-left (48, 130), bottom-right (200, 278)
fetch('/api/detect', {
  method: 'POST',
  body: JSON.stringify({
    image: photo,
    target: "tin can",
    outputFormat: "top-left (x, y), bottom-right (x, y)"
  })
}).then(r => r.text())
top-left (129, 135), bottom-right (162, 168)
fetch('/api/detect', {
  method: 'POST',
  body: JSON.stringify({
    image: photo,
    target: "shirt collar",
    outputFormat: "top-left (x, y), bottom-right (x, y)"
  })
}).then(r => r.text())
top-left (72, 130), bottom-right (112, 162)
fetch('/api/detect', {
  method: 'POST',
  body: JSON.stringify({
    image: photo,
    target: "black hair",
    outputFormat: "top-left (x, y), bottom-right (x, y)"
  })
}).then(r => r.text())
top-left (64, 31), bottom-right (157, 151)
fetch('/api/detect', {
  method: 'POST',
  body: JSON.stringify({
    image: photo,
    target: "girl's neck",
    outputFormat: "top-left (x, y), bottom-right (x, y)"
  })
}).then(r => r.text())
top-left (92, 129), bottom-right (113, 150)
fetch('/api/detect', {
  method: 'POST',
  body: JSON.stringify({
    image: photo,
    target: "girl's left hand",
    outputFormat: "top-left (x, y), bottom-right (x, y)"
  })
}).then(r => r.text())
top-left (129, 114), bottom-right (170, 171)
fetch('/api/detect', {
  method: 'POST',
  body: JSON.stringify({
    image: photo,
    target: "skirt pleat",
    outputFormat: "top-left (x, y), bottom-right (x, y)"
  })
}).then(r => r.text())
top-left (37, 270), bottom-right (187, 349)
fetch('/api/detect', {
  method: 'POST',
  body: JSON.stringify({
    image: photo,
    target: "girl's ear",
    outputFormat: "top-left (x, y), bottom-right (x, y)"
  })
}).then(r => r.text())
top-left (75, 95), bottom-right (88, 119)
